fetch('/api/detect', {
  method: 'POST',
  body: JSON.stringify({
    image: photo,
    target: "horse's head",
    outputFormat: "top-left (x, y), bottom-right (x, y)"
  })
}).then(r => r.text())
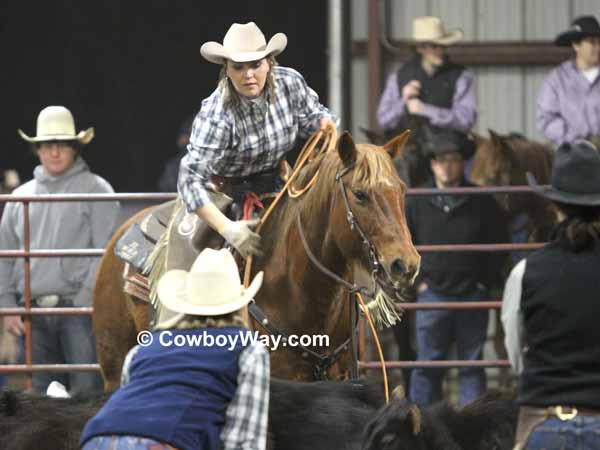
top-left (321, 130), bottom-right (421, 294)
top-left (470, 130), bottom-right (517, 188)
top-left (470, 129), bottom-right (554, 215)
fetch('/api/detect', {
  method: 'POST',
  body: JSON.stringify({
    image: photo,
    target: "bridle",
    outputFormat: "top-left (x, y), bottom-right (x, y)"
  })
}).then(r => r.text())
top-left (284, 164), bottom-right (403, 379)
top-left (245, 127), bottom-right (403, 382)
top-left (297, 164), bottom-right (401, 301)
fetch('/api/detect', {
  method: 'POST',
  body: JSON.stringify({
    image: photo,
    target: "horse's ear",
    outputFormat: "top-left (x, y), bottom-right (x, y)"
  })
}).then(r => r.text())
top-left (469, 131), bottom-right (486, 146)
top-left (383, 130), bottom-right (411, 159)
top-left (337, 130), bottom-right (357, 167)
top-left (488, 128), bottom-right (515, 160)
top-left (488, 129), bottom-right (505, 150)
top-left (408, 405), bottom-right (422, 436)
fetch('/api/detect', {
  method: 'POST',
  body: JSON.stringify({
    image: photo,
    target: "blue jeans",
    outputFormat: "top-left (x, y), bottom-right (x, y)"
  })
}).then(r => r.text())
top-left (18, 309), bottom-right (103, 397)
top-left (525, 416), bottom-right (600, 450)
top-left (82, 436), bottom-right (173, 450)
top-left (409, 285), bottom-right (489, 407)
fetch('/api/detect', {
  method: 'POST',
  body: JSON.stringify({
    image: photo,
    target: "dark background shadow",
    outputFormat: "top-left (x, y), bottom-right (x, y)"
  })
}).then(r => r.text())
top-left (0, 1), bottom-right (328, 192)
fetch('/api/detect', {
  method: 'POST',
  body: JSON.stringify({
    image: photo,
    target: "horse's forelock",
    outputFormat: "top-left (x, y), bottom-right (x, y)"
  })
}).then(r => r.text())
top-left (351, 144), bottom-right (402, 191)
top-left (273, 143), bottom-right (404, 241)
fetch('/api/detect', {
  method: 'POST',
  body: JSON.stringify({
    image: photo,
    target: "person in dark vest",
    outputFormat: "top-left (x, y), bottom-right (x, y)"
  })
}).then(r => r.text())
top-left (79, 248), bottom-right (269, 450)
top-left (406, 128), bottom-right (508, 408)
top-left (376, 16), bottom-right (477, 138)
top-left (502, 140), bottom-right (600, 450)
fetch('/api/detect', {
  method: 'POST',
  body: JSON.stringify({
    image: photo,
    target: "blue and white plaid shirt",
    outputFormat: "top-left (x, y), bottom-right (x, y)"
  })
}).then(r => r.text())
top-left (178, 65), bottom-right (338, 212)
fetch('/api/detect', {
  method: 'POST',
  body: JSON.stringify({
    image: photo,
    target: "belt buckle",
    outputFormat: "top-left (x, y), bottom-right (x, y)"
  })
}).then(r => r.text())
top-left (36, 295), bottom-right (59, 307)
top-left (555, 406), bottom-right (578, 421)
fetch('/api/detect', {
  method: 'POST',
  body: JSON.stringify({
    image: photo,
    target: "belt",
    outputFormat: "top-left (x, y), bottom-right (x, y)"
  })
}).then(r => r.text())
top-left (31, 295), bottom-right (73, 308)
top-left (514, 405), bottom-right (600, 450)
top-left (33, 295), bottom-right (60, 307)
top-left (521, 405), bottom-right (600, 420)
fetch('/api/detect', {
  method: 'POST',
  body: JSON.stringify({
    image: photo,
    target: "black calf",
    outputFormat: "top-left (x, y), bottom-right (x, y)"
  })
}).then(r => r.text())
top-left (361, 389), bottom-right (518, 450)
top-left (0, 377), bottom-right (385, 450)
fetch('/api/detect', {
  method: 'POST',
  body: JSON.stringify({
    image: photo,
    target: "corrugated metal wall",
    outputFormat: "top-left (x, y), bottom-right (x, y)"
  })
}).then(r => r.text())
top-left (351, 0), bottom-right (600, 142)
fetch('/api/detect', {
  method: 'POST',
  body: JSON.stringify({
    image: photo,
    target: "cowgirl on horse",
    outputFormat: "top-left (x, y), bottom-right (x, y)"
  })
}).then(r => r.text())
top-left (178, 22), bottom-right (338, 258)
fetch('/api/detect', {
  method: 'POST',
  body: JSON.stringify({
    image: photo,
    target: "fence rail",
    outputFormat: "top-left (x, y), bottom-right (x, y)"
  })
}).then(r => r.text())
top-left (0, 187), bottom-right (543, 380)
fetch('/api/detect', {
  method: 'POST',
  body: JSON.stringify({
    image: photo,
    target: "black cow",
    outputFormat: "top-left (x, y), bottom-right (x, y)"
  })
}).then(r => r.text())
top-left (361, 389), bottom-right (518, 450)
top-left (0, 377), bottom-right (385, 450)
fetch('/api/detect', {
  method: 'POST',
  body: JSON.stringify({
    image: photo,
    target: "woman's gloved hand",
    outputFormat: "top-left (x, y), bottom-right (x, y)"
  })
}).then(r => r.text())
top-left (221, 218), bottom-right (262, 258)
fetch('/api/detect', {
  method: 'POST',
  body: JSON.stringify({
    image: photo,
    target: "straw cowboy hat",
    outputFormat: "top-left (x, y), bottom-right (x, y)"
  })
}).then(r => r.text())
top-left (554, 15), bottom-right (600, 46)
top-left (200, 22), bottom-right (287, 65)
top-left (154, 248), bottom-right (263, 329)
top-left (412, 16), bottom-right (463, 46)
top-left (18, 106), bottom-right (94, 144)
top-left (527, 140), bottom-right (600, 206)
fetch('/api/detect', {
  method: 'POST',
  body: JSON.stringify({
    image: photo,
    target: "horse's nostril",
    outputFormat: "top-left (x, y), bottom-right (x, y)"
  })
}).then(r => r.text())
top-left (390, 259), bottom-right (406, 277)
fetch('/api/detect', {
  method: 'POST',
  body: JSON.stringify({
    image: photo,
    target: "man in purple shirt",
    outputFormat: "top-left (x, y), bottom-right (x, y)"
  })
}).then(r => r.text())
top-left (537, 16), bottom-right (600, 148)
top-left (377, 16), bottom-right (477, 137)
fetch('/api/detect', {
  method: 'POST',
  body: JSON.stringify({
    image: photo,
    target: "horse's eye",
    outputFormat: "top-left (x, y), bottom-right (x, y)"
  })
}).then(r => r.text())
top-left (352, 190), bottom-right (369, 202)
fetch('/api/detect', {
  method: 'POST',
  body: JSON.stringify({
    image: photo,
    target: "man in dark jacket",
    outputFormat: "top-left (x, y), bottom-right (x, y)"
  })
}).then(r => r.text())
top-left (406, 128), bottom-right (508, 408)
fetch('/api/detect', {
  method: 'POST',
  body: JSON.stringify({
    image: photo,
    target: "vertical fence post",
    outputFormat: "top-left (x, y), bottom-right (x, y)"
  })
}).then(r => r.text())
top-left (22, 201), bottom-right (32, 389)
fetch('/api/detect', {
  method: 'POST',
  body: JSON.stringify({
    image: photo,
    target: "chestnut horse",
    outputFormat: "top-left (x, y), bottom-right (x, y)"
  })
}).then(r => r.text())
top-left (93, 131), bottom-right (421, 391)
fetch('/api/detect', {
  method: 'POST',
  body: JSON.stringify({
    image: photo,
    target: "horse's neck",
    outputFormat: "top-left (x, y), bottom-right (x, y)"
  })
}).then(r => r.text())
top-left (256, 201), bottom-right (354, 337)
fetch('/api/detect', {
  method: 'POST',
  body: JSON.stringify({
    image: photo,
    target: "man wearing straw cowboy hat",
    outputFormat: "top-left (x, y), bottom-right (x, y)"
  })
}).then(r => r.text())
top-left (537, 15), bottom-right (600, 148)
top-left (502, 140), bottom-right (600, 449)
top-left (80, 248), bottom-right (269, 450)
top-left (0, 105), bottom-right (119, 396)
top-left (377, 16), bottom-right (477, 138)
top-left (178, 22), bottom-right (338, 258)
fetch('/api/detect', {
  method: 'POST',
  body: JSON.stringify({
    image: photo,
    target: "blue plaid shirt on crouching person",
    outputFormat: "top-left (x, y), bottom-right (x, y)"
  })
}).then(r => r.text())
top-left (178, 65), bottom-right (338, 212)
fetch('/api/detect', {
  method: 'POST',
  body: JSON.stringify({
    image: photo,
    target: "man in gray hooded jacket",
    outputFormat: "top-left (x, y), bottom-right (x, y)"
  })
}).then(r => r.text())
top-left (0, 106), bottom-right (120, 396)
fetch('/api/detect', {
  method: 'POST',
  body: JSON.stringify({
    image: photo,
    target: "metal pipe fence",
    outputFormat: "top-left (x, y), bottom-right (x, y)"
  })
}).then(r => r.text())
top-left (0, 187), bottom-right (542, 382)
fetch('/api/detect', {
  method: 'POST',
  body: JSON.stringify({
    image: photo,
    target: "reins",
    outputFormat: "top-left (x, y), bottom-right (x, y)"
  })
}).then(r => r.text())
top-left (242, 124), bottom-right (390, 402)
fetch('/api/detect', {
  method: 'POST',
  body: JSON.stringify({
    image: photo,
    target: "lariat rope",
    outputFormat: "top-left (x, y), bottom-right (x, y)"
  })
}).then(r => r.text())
top-left (241, 123), bottom-right (390, 402)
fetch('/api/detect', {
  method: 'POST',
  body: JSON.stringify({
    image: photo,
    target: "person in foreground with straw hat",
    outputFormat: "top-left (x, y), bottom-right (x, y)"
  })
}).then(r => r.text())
top-left (178, 22), bottom-right (338, 258)
top-left (537, 15), bottom-right (600, 148)
top-left (0, 105), bottom-right (119, 397)
top-left (501, 140), bottom-right (600, 449)
top-left (405, 128), bottom-right (507, 408)
top-left (377, 16), bottom-right (477, 139)
top-left (79, 248), bottom-right (269, 450)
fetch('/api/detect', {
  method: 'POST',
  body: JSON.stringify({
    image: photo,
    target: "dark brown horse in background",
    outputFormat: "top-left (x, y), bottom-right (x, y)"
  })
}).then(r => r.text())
top-left (470, 129), bottom-right (555, 388)
top-left (470, 129), bottom-right (555, 245)
top-left (93, 131), bottom-right (421, 391)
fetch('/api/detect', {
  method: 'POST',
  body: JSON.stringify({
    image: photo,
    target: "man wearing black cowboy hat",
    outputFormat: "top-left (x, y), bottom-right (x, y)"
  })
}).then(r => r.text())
top-left (405, 128), bottom-right (508, 408)
top-left (537, 15), bottom-right (600, 148)
top-left (502, 140), bottom-right (600, 450)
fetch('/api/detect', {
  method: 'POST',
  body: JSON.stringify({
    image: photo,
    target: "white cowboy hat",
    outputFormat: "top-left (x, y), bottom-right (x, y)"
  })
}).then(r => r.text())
top-left (18, 106), bottom-right (94, 144)
top-left (412, 16), bottom-right (463, 46)
top-left (200, 22), bottom-right (287, 65)
top-left (154, 248), bottom-right (263, 329)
